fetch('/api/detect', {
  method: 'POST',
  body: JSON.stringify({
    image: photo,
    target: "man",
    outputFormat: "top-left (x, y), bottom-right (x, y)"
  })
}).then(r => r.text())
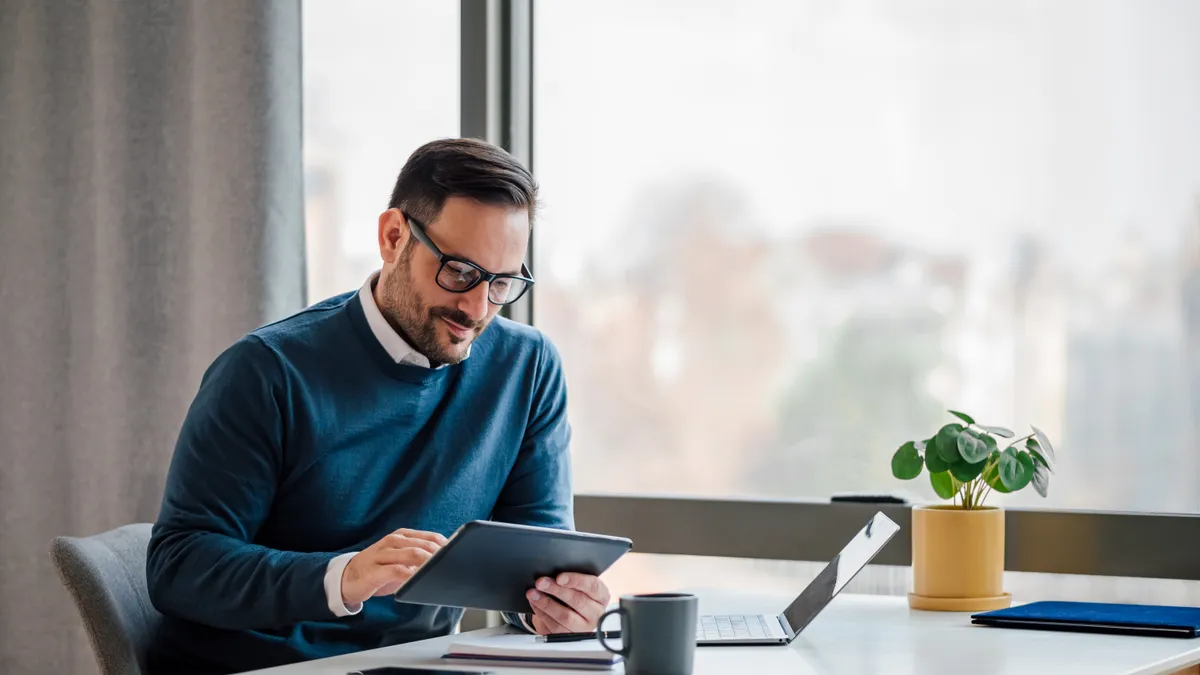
top-left (146, 138), bottom-right (609, 675)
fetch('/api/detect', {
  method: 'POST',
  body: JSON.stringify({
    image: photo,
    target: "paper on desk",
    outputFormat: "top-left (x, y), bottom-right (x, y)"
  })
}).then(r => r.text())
top-left (444, 633), bottom-right (622, 661)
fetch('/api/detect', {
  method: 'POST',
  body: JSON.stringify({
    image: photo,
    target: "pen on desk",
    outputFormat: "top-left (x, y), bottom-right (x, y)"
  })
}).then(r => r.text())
top-left (538, 631), bottom-right (620, 643)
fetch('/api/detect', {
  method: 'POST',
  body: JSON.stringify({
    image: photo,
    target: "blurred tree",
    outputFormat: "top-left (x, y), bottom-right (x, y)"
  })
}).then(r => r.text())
top-left (750, 310), bottom-right (946, 498)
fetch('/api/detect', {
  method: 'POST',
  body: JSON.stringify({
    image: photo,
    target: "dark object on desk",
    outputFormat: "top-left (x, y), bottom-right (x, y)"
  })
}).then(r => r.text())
top-left (972, 601), bottom-right (1200, 638)
top-left (540, 630), bottom-right (621, 643)
top-left (350, 662), bottom-right (494, 667)
top-left (695, 511), bottom-right (902, 646)
top-left (599, 593), bottom-right (697, 675)
top-left (391, 520), bottom-right (632, 614)
top-left (830, 494), bottom-right (908, 504)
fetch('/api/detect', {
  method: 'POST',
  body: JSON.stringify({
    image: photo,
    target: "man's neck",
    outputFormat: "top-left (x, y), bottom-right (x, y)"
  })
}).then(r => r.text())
top-left (371, 279), bottom-right (440, 367)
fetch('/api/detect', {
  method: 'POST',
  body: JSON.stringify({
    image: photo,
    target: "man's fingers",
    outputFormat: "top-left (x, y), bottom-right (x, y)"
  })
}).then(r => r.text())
top-left (535, 578), bottom-right (603, 620)
top-left (372, 565), bottom-right (420, 595)
top-left (356, 563), bottom-right (420, 598)
top-left (529, 613), bottom-right (550, 635)
top-left (381, 534), bottom-right (442, 555)
top-left (531, 607), bottom-right (571, 635)
top-left (343, 545), bottom-right (432, 605)
top-left (527, 589), bottom-right (589, 632)
top-left (372, 547), bottom-right (434, 567)
top-left (553, 573), bottom-right (608, 605)
top-left (393, 528), bottom-right (449, 546)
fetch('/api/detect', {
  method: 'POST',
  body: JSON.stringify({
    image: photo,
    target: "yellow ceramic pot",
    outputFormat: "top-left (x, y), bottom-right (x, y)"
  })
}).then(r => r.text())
top-left (908, 505), bottom-right (1012, 611)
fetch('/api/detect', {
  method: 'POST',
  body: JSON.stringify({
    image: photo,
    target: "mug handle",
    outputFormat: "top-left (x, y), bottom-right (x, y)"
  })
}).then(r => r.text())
top-left (596, 608), bottom-right (629, 658)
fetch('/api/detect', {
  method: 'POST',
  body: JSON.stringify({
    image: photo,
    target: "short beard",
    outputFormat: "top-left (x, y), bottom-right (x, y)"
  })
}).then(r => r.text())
top-left (378, 246), bottom-right (486, 368)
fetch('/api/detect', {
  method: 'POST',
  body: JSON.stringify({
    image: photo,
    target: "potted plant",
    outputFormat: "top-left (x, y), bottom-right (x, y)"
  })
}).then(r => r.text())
top-left (890, 410), bottom-right (1056, 611)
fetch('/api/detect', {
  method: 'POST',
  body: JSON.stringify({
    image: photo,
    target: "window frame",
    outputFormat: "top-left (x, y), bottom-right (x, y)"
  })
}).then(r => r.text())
top-left (460, 0), bottom-right (1200, 582)
top-left (461, 0), bottom-right (533, 325)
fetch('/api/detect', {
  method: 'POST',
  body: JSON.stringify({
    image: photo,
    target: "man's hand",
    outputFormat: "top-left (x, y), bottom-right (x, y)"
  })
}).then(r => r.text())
top-left (525, 573), bottom-right (612, 634)
top-left (341, 528), bottom-right (447, 607)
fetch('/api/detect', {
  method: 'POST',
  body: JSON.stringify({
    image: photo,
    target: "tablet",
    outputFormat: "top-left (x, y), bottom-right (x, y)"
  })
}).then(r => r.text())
top-left (391, 520), bottom-right (633, 614)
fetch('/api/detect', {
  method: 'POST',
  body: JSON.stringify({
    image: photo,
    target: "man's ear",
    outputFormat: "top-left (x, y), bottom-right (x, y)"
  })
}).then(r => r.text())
top-left (378, 209), bottom-right (409, 264)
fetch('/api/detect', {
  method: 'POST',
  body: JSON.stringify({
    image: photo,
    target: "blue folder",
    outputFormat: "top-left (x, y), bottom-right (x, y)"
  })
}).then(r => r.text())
top-left (972, 601), bottom-right (1200, 638)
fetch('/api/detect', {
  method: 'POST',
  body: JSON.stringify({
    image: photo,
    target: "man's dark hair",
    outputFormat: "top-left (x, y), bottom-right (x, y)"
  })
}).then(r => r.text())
top-left (388, 138), bottom-right (539, 228)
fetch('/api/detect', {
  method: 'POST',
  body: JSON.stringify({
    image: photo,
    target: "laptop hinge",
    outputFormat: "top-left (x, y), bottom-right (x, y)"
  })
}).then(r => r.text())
top-left (777, 614), bottom-right (795, 641)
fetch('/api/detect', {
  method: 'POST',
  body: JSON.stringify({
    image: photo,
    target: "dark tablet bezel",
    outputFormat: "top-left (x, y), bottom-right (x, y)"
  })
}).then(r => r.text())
top-left (391, 520), bottom-right (633, 613)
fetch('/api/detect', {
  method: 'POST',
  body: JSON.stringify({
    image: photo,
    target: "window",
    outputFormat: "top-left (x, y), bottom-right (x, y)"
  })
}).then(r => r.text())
top-left (599, 553), bottom-right (1200, 608)
top-left (534, 0), bottom-right (1200, 514)
top-left (302, 0), bottom-right (459, 303)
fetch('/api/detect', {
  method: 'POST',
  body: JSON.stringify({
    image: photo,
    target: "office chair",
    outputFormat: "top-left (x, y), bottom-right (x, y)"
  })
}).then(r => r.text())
top-left (51, 523), bottom-right (163, 675)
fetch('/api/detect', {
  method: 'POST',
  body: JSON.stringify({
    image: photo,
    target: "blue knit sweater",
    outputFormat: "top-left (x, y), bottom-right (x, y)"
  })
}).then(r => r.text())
top-left (145, 290), bottom-right (572, 674)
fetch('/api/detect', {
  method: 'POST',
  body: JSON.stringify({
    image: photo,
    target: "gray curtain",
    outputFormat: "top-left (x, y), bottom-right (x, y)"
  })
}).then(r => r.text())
top-left (0, 1), bottom-right (304, 673)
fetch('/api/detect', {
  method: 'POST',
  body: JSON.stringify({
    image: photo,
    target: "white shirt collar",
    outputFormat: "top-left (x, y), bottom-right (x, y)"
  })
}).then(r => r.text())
top-left (359, 272), bottom-right (456, 368)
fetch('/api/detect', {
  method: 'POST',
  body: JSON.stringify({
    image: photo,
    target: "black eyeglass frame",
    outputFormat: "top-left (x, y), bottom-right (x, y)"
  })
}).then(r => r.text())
top-left (402, 211), bottom-right (536, 306)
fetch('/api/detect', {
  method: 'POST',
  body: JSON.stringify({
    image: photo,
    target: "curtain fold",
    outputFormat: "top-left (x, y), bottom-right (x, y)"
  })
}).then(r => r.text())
top-left (0, 1), bottom-right (304, 672)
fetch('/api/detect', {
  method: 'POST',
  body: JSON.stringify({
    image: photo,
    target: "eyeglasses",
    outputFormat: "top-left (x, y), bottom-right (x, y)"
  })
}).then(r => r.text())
top-left (403, 212), bottom-right (535, 306)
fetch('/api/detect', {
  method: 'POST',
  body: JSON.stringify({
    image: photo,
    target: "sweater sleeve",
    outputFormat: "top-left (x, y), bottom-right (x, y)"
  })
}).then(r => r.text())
top-left (146, 337), bottom-right (336, 631)
top-left (491, 335), bottom-right (574, 531)
top-left (492, 336), bottom-right (575, 632)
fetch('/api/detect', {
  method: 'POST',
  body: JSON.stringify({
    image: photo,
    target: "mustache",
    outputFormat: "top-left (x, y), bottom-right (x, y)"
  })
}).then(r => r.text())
top-left (430, 306), bottom-right (480, 330)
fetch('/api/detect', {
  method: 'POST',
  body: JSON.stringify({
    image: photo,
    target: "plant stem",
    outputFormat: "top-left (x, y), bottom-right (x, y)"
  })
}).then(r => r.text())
top-left (1005, 433), bottom-right (1035, 450)
top-left (963, 477), bottom-right (988, 509)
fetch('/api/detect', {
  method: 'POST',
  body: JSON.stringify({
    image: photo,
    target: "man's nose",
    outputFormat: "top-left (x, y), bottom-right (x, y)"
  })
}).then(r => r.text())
top-left (457, 282), bottom-right (490, 322)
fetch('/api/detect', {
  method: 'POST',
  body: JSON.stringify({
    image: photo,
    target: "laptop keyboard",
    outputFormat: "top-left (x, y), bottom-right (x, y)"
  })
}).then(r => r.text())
top-left (696, 614), bottom-right (772, 641)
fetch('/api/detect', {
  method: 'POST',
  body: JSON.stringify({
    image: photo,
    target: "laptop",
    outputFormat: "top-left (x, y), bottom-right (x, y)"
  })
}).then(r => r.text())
top-left (695, 511), bottom-right (901, 645)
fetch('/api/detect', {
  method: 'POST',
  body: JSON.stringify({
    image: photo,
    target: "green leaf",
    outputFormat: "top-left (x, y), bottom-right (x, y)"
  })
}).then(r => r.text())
top-left (1032, 461), bottom-right (1050, 498)
top-left (998, 448), bottom-right (1020, 490)
top-left (948, 410), bottom-right (976, 425)
top-left (985, 458), bottom-right (1012, 493)
top-left (979, 425), bottom-right (1015, 438)
top-left (930, 470), bottom-right (956, 500)
top-left (982, 448), bottom-right (1000, 473)
top-left (1031, 425), bottom-right (1056, 462)
top-left (957, 430), bottom-right (991, 463)
top-left (982, 433), bottom-right (999, 453)
top-left (935, 423), bottom-right (965, 463)
top-left (925, 442), bottom-right (951, 473)
top-left (950, 458), bottom-right (987, 482)
top-left (1016, 451), bottom-right (1036, 488)
top-left (999, 448), bottom-right (1034, 491)
top-left (1026, 439), bottom-right (1052, 472)
top-left (891, 441), bottom-right (923, 480)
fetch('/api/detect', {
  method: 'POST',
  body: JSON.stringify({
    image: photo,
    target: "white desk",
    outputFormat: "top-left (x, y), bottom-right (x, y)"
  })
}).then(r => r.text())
top-left (240, 592), bottom-right (1200, 675)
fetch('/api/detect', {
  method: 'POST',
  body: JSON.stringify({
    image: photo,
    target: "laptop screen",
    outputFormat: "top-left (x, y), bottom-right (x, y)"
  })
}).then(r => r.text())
top-left (779, 511), bottom-right (901, 638)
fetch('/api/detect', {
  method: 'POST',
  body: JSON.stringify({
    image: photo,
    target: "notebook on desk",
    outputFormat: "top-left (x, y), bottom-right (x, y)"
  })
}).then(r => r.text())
top-left (441, 633), bottom-right (622, 670)
top-left (972, 601), bottom-right (1200, 638)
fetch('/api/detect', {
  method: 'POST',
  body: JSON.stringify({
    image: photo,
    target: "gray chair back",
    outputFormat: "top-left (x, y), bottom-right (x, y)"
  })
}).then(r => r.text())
top-left (51, 523), bottom-right (162, 675)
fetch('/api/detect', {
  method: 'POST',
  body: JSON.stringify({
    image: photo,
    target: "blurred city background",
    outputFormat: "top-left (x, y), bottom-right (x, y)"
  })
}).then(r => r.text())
top-left (303, 0), bottom-right (1200, 602)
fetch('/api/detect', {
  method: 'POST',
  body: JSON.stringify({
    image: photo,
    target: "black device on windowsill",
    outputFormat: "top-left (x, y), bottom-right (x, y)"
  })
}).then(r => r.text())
top-left (830, 493), bottom-right (908, 504)
top-left (350, 662), bottom-right (494, 667)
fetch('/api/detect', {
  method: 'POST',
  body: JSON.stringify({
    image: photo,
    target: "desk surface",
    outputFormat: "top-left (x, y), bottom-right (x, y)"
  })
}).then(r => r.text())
top-left (241, 592), bottom-right (1200, 675)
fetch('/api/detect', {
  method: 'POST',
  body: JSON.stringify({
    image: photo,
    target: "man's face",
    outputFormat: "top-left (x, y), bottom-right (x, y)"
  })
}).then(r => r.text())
top-left (375, 197), bottom-right (530, 367)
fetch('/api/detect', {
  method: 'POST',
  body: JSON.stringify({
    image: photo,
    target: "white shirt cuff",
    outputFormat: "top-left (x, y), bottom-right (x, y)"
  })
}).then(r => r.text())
top-left (325, 551), bottom-right (362, 617)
